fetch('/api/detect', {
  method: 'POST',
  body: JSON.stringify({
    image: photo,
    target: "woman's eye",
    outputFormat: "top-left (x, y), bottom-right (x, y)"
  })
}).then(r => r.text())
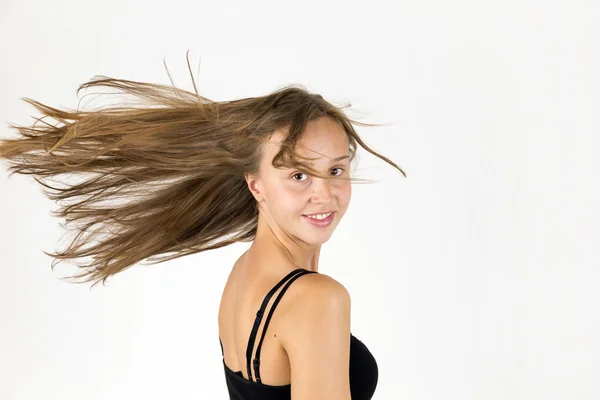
top-left (292, 168), bottom-right (344, 181)
top-left (292, 172), bottom-right (308, 181)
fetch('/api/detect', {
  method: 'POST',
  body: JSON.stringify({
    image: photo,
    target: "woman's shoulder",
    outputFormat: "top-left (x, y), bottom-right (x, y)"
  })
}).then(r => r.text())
top-left (290, 270), bottom-right (350, 301)
top-left (276, 270), bottom-right (351, 327)
top-left (239, 249), bottom-right (350, 305)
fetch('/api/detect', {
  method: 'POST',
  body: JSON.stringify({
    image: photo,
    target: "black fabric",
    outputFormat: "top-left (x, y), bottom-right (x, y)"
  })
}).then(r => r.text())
top-left (219, 268), bottom-right (378, 400)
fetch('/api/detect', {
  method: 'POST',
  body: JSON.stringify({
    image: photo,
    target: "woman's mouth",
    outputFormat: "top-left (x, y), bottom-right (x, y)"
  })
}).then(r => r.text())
top-left (302, 211), bottom-right (335, 227)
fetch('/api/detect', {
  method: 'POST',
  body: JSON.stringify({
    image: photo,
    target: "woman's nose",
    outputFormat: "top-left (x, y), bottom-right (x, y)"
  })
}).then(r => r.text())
top-left (311, 178), bottom-right (334, 202)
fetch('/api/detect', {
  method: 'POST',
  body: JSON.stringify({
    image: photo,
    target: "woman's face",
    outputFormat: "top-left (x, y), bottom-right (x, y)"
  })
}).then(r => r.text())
top-left (247, 116), bottom-right (352, 246)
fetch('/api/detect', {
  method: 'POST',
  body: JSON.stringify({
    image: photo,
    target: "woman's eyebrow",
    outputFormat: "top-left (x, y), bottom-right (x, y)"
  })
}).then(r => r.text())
top-left (307, 155), bottom-right (349, 165)
top-left (332, 155), bottom-right (350, 161)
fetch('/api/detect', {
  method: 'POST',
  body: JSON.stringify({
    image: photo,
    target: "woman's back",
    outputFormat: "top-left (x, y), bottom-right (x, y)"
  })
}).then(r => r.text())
top-left (218, 252), bottom-right (378, 400)
top-left (218, 253), bottom-right (306, 386)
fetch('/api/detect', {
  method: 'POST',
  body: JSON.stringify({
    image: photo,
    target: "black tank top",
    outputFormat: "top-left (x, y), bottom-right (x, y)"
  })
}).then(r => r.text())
top-left (219, 268), bottom-right (378, 400)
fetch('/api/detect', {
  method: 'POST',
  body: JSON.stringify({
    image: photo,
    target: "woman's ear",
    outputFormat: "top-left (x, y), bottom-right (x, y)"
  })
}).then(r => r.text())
top-left (244, 173), bottom-right (263, 202)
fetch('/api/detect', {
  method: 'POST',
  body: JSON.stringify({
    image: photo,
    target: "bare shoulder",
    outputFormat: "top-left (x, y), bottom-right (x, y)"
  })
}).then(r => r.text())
top-left (281, 272), bottom-right (350, 313)
top-left (278, 272), bottom-right (352, 400)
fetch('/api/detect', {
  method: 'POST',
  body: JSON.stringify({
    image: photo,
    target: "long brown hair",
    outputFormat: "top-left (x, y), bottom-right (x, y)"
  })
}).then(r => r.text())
top-left (0, 57), bottom-right (406, 288)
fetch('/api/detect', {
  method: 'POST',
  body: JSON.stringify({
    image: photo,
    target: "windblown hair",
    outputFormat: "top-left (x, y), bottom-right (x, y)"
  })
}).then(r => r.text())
top-left (0, 61), bottom-right (406, 288)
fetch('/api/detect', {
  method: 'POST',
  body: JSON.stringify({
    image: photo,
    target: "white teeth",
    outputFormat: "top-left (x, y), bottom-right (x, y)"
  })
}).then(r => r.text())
top-left (305, 212), bottom-right (333, 220)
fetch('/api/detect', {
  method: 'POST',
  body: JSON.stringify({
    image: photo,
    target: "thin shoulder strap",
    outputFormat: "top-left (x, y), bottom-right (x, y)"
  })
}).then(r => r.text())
top-left (252, 269), bottom-right (316, 383)
top-left (245, 268), bottom-right (316, 383)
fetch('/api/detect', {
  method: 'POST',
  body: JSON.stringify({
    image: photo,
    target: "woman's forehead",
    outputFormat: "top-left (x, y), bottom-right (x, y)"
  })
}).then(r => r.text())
top-left (263, 119), bottom-right (349, 162)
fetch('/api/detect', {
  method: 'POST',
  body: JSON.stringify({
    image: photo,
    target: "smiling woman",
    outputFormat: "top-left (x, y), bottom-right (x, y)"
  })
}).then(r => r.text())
top-left (0, 55), bottom-right (406, 400)
top-left (244, 117), bottom-right (354, 244)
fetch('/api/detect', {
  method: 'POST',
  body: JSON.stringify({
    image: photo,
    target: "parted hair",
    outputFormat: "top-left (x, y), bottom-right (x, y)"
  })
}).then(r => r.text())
top-left (0, 58), bottom-right (406, 288)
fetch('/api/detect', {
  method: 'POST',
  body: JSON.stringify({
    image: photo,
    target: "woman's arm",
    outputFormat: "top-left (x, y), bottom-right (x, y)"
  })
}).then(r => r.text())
top-left (279, 273), bottom-right (352, 400)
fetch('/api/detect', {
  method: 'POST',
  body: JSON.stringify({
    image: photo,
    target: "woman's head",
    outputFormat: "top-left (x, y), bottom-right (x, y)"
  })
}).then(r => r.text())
top-left (246, 116), bottom-right (352, 247)
top-left (0, 63), bottom-right (406, 287)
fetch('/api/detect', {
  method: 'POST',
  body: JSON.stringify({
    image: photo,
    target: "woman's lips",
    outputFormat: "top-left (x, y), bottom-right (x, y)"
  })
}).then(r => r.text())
top-left (302, 212), bottom-right (335, 227)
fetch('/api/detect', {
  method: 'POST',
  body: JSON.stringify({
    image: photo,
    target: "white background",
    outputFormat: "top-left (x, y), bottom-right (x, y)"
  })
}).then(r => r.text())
top-left (1, 1), bottom-right (599, 399)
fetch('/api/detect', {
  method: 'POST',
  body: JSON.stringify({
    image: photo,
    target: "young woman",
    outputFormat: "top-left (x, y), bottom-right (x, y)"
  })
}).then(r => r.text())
top-left (0, 62), bottom-right (406, 399)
